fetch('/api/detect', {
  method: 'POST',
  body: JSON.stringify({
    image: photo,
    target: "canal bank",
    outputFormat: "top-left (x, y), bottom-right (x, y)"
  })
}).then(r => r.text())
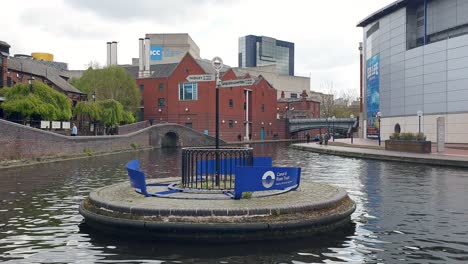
top-left (0, 137), bottom-right (305, 170)
top-left (292, 142), bottom-right (468, 168)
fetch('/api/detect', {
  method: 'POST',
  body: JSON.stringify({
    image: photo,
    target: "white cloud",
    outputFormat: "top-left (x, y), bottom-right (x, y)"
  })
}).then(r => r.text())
top-left (1, 0), bottom-right (396, 94)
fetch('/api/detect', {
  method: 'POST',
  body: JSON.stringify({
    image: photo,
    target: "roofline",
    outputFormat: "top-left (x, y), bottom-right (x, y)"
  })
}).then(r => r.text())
top-left (0, 40), bottom-right (11, 48)
top-left (357, 0), bottom-right (408, 27)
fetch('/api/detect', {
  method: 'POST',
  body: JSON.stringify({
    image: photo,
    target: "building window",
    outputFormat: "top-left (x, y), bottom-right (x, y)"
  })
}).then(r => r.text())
top-left (159, 83), bottom-right (164, 90)
top-left (185, 122), bottom-right (192, 129)
top-left (261, 104), bottom-right (265, 112)
top-left (366, 22), bottom-right (380, 38)
top-left (290, 93), bottom-right (297, 99)
top-left (229, 120), bottom-right (234, 128)
top-left (229, 99), bottom-right (233, 108)
top-left (139, 85), bottom-right (144, 92)
top-left (179, 82), bottom-right (198, 101)
top-left (158, 98), bottom-right (165, 107)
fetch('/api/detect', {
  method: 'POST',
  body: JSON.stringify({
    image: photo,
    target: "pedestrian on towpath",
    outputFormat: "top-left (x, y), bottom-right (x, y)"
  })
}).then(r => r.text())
top-left (71, 123), bottom-right (78, 136)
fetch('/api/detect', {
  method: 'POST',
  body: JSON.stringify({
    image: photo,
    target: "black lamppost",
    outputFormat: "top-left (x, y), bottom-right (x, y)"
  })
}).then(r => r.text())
top-left (332, 116), bottom-right (336, 142)
top-left (212, 56), bottom-right (223, 186)
top-left (377, 111), bottom-right (382, 146)
top-left (212, 57), bottom-right (223, 149)
top-left (350, 114), bottom-right (355, 144)
top-left (417, 110), bottom-right (423, 135)
top-left (92, 91), bottom-right (96, 135)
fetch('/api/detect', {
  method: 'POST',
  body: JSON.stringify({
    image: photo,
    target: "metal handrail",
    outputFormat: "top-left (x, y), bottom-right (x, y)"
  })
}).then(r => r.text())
top-left (181, 147), bottom-right (253, 190)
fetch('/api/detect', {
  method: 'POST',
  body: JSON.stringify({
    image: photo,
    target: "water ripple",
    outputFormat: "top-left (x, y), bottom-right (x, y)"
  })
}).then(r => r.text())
top-left (0, 143), bottom-right (467, 263)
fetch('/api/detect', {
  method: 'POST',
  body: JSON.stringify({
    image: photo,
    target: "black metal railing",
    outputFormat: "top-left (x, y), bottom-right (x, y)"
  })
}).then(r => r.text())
top-left (181, 147), bottom-right (253, 190)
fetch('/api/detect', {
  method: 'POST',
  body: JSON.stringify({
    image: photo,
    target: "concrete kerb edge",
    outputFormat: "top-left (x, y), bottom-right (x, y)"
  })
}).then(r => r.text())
top-left (79, 200), bottom-right (356, 234)
top-left (291, 144), bottom-right (468, 168)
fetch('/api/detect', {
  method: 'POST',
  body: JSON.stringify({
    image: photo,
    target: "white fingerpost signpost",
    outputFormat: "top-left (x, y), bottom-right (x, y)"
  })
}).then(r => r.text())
top-left (212, 56), bottom-right (223, 186)
top-left (186, 74), bottom-right (215, 82)
top-left (219, 78), bottom-right (255, 88)
top-left (212, 56), bottom-right (223, 150)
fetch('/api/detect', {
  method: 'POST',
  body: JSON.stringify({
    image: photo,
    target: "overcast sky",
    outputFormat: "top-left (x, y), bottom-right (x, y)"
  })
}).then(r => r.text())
top-left (1, 0), bottom-right (395, 94)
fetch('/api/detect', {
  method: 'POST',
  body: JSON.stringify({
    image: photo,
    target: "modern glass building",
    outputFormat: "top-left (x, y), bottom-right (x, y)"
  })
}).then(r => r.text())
top-left (358, 0), bottom-right (468, 143)
top-left (238, 35), bottom-right (294, 76)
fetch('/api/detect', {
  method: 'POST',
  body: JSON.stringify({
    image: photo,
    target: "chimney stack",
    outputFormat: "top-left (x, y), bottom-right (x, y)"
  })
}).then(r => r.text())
top-left (106, 42), bottom-right (111, 66)
top-left (144, 38), bottom-right (150, 72)
top-left (138, 38), bottom-right (144, 72)
top-left (111, 41), bottom-right (118, 65)
top-left (138, 37), bottom-right (153, 78)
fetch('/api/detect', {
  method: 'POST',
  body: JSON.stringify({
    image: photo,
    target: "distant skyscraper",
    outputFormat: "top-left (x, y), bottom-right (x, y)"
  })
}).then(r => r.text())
top-left (238, 35), bottom-right (295, 76)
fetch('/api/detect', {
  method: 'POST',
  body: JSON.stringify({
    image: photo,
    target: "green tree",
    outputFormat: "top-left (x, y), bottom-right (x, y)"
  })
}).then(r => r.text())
top-left (74, 99), bottom-right (135, 130)
top-left (71, 65), bottom-right (141, 113)
top-left (94, 99), bottom-right (135, 131)
top-left (73, 101), bottom-right (100, 121)
top-left (2, 82), bottom-right (72, 121)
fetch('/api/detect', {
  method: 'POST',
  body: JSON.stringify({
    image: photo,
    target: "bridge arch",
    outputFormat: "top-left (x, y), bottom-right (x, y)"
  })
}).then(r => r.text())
top-left (161, 131), bottom-right (179, 148)
top-left (288, 118), bottom-right (357, 134)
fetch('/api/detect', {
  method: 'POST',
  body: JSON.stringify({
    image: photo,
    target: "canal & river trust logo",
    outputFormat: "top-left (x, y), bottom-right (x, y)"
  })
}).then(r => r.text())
top-left (262, 171), bottom-right (275, 188)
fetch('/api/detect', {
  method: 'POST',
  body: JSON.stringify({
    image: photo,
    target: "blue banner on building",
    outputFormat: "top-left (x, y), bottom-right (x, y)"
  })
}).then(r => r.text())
top-left (366, 54), bottom-right (380, 138)
top-left (234, 166), bottom-right (301, 199)
top-left (150, 46), bottom-right (163, 60)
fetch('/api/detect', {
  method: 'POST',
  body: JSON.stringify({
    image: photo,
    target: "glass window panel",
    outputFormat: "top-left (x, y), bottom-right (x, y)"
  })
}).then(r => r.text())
top-left (179, 84), bottom-right (184, 100)
top-left (184, 83), bottom-right (193, 100)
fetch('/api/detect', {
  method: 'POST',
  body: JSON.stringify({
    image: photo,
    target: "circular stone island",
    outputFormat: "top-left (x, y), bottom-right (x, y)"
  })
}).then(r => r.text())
top-left (79, 177), bottom-right (356, 242)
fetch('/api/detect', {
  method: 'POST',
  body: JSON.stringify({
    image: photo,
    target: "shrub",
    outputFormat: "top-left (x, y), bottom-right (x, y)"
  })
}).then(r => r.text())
top-left (83, 147), bottom-right (94, 156)
top-left (400, 132), bottom-right (415, 140)
top-left (389, 132), bottom-right (400, 140)
top-left (416, 132), bottom-right (426, 141)
top-left (241, 192), bottom-right (253, 199)
top-left (389, 132), bottom-right (426, 141)
top-left (131, 143), bottom-right (140, 149)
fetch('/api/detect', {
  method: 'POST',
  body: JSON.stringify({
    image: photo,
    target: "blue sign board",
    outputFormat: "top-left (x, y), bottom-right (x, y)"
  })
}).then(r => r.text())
top-left (234, 166), bottom-right (301, 199)
top-left (126, 159), bottom-right (149, 196)
top-left (197, 157), bottom-right (272, 175)
top-left (366, 54), bottom-right (380, 138)
top-left (150, 46), bottom-right (163, 60)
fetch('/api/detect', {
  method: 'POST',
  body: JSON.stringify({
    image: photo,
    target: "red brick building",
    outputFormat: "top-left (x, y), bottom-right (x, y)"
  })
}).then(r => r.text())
top-left (0, 41), bottom-right (86, 105)
top-left (124, 53), bottom-right (318, 142)
top-left (277, 90), bottom-right (321, 119)
top-left (277, 90), bottom-right (322, 138)
top-left (2, 57), bottom-right (86, 105)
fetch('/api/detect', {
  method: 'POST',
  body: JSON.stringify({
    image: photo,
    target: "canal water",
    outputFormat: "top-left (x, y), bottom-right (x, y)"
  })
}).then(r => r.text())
top-left (0, 143), bottom-right (467, 263)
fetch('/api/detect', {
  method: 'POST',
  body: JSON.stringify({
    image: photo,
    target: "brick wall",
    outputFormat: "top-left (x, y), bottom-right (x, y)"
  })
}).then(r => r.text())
top-left (118, 121), bottom-right (149, 135)
top-left (0, 119), bottom-right (219, 161)
top-left (137, 54), bottom-right (286, 142)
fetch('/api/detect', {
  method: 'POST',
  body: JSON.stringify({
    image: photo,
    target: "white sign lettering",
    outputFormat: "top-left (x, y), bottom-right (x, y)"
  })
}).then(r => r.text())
top-left (186, 74), bottom-right (215, 82)
top-left (219, 78), bottom-right (255, 88)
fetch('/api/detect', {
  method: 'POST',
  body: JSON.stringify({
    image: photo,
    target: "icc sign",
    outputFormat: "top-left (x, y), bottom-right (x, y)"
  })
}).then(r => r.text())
top-left (150, 46), bottom-right (163, 60)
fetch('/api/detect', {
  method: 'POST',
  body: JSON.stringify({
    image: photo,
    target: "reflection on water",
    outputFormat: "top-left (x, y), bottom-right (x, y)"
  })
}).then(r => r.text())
top-left (79, 223), bottom-right (356, 263)
top-left (0, 143), bottom-right (467, 263)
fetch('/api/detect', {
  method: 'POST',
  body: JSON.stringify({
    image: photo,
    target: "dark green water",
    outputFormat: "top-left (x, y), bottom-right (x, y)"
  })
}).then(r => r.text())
top-left (0, 143), bottom-right (467, 263)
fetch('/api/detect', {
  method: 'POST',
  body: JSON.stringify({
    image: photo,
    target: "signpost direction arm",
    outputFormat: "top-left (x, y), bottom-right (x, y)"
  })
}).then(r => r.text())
top-left (219, 78), bottom-right (255, 88)
top-left (186, 74), bottom-right (215, 82)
